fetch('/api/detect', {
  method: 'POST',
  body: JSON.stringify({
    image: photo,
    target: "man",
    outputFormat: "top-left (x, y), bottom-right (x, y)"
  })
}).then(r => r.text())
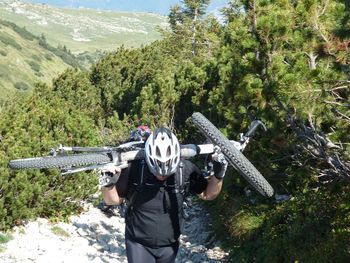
top-left (102, 127), bottom-right (228, 263)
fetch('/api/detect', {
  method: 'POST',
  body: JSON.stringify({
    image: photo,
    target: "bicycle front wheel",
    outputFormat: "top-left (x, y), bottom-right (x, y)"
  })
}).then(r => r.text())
top-left (192, 112), bottom-right (274, 197)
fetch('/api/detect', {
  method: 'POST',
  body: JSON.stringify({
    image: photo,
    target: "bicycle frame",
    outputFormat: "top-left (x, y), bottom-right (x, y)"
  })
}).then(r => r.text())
top-left (58, 140), bottom-right (246, 175)
top-left (8, 113), bottom-right (273, 197)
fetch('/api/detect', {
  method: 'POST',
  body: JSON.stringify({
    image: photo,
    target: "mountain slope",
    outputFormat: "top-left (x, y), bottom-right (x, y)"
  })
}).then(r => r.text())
top-left (0, 19), bottom-right (75, 103)
top-left (0, 0), bottom-right (167, 53)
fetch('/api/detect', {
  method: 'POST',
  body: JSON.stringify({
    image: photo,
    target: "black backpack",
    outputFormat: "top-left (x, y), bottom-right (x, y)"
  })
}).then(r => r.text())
top-left (126, 159), bottom-right (189, 214)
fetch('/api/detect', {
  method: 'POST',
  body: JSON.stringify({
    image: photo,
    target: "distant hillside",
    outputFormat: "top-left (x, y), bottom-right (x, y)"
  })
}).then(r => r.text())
top-left (0, 0), bottom-right (167, 53)
top-left (0, 19), bottom-right (81, 103)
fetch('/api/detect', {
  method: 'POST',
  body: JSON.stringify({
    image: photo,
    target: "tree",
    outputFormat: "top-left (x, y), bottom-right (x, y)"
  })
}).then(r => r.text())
top-left (38, 33), bottom-right (48, 48)
top-left (167, 0), bottom-right (220, 59)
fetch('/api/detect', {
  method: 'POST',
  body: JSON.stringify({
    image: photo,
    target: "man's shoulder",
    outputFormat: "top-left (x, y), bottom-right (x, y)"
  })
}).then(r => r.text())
top-left (128, 159), bottom-right (148, 171)
top-left (181, 158), bottom-right (194, 165)
top-left (180, 159), bottom-right (201, 176)
top-left (129, 159), bottom-right (144, 165)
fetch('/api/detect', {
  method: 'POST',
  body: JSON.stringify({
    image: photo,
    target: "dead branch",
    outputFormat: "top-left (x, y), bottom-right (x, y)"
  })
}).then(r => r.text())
top-left (331, 108), bottom-right (350, 122)
top-left (324, 100), bottom-right (343, 106)
top-left (275, 97), bottom-right (350, 182)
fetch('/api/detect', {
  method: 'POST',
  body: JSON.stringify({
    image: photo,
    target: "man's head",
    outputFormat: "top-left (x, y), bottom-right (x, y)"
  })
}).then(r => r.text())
top-left (144, 127), bottom-right (180, 177)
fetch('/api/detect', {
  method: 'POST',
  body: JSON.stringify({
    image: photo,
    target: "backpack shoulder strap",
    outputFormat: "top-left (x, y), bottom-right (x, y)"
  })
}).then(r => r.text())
top-left (174, 160), bottom-right (190, 196)
top-left (126, 159), bottom-right (146, 209)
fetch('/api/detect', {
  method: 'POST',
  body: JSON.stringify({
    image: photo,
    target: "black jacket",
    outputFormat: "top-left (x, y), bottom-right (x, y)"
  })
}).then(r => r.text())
top-left (116, 159), bottom-right (207, 248)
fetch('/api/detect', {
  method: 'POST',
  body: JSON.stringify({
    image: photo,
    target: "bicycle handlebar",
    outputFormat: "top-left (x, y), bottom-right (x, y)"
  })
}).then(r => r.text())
top-left (244, 120), bottom-right (267, 138)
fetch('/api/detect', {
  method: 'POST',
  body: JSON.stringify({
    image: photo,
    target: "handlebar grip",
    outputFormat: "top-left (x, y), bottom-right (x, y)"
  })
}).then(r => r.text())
top-left (245, 120), bottom-right (267, 137)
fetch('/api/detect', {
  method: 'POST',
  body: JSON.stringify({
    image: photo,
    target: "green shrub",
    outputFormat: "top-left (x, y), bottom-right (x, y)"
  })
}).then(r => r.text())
top-left (0, 20), bottom-right (35, 41)
top-left (27, 60), bottom-right (40, 72)
top-left (36, 33), bottom-right (83, 69)
top-left (35, 72), bottom-right (44, 77)
top-left (206, 183), bottom-right (350, 263)
top-left (0, 49), bottom-right (7, 56)
top-left (14, 82), bottom-right (30, 91)
top-left (13, 26), bottom-right (35, 41)
top-left (52, 49), bottom-right (80, 68)
top-left (44, 53), bottom-right (53, 61)
top-left (0, 82), bottom-right (102, 231)
top-left (51, 226), bottom-right (70, 237)
top-left (0, 232), bottom-right (13, 244)
top-left (0, 33), bottom-right (22, 50)
top-left (31, 54), bottom-right (42, 62)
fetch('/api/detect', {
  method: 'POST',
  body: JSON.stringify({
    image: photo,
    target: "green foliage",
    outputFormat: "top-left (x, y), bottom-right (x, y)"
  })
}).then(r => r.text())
top-left (31, 54), bottom-right (42, 62)
top-left (76, 50), bottom-right (105, 68)
top-left (0, 32), bottom-right (21, 50)
top-left (38, 33), bottom-right (48, 49)
top-left (44, 53), bottom-right (53, 61)
top-left (50, 48), bottom-right (81, 69)
top-left (0, 19), bottom-right (87, 101)
top-left (201, 0), bottom-right (350, 261)
top-left (0, 232), bottom-right (13, 244)
top-left (0, 19), bottom-right (82, 70)
top-left (207, 185), bottom-right (350, 263)
top-left (37, 33), bottom-right (82, 69)
top-left (167, 0), bottom-right (221, 59)
top-left (0, 1), bottom-right (348, 260)
top-left (0, 20), bottom-right (35, 41)
top-left (90, 44), bottom-right (179, 126)
top-left (0, 82), bottom-right (102, 230)
top-left (52, 68), bottom-right (103, 122)
top-left (14, 82), bottom-right (30, 91)
top-left (27, 60), bottom-right (41, 73)
top-left (51, 225), bottom-right (70, 237)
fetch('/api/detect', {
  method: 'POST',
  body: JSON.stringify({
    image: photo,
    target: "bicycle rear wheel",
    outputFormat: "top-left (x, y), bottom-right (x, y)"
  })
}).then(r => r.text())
top-left (192, 112), bottom-right (274, 197)
top-left (9, 153), bottom-right (111, 170)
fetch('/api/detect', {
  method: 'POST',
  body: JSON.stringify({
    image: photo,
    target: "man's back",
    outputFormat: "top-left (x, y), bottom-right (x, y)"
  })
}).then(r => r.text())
top-left (117, 159), bottom-right (206, 248)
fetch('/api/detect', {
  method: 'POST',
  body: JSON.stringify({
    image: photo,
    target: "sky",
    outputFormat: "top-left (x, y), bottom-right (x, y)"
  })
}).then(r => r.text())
top-left (25, 0), bottom-right (229, 15)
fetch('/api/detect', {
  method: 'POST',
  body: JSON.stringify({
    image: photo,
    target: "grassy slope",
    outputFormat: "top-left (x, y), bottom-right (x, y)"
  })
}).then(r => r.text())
top-left (0, 22), bottom-right (71, 102)
top-left (0, 0), bottom-right (167, 103)
top-left (0, 0), bottom-right (167, 53)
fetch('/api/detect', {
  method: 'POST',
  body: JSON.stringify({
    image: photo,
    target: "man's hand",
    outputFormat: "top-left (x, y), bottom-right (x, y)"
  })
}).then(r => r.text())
top-left (211, 146), bottom-right (228, 180)
top-left (99, 164), bottom-right (122, 187)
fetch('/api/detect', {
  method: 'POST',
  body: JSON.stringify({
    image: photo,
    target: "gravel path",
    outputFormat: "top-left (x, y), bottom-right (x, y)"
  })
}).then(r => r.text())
top-left (0, 198), bottom-right (230, 263)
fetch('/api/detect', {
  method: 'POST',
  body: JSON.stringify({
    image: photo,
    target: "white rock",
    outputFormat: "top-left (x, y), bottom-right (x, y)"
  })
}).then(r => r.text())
top-left (0, 198), bottom-right (229, 263)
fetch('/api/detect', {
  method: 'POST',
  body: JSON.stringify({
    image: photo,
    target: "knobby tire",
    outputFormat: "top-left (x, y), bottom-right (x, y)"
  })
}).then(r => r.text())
top-left (192, 112), bottom-right (274, 197)
top-left (9, 153), bottom-right (111, 170)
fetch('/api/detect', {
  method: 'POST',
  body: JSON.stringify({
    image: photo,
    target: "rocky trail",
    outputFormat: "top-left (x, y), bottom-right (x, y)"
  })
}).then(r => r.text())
top-left (0, 198), bottom-right (230, 263)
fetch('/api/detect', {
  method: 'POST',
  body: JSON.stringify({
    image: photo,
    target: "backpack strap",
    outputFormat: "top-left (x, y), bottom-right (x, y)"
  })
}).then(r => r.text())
top-left (128, 160), bottom-right (187, 213)
top-left (138, 159), bottom-right (145, 186)
top-left (127, 159), bottom-right (146, 211)
top-left (177, 160), bottom-right (190, 196)
top-left (179, 161), bottom-right (184, 188)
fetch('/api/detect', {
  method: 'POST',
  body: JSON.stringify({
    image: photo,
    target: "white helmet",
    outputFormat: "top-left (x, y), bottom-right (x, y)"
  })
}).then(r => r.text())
top-left (144, 127), bottom-right (180, 176)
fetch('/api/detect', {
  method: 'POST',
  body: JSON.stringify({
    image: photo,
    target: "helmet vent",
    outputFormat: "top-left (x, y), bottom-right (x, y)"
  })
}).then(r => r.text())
top-left (156, 146), bottom-right (161, 157)
top-left (166, 146), bottom-right (171, 157)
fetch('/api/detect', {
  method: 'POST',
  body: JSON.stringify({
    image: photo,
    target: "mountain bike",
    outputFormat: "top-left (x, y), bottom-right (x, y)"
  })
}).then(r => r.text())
top-left (9, 112), bottom-right (274, 197)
